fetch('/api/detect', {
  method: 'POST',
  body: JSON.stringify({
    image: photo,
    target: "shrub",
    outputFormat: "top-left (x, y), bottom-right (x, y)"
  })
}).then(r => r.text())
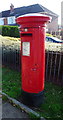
top-left (46, 33), bottom-right (53, 37)
top-left (0, 25), bottom-right (2, 34)
top-left (61, 30), bottom-right (63, 40)
top-left (0, 25), bottom-right (20, 38)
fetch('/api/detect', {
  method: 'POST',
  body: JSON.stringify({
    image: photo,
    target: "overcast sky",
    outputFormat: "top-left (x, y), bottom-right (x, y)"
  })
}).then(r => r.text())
top-left (0, 0), bottom-right (62, 25)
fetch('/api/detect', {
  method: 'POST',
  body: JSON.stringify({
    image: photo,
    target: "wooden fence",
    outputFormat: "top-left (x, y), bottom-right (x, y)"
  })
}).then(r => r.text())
top-left (45, 51), bottom-right (63, 86)
top-left (2, 48), bottom-right (21, 71)
top-left (2, 48), bottom-right (63, 86)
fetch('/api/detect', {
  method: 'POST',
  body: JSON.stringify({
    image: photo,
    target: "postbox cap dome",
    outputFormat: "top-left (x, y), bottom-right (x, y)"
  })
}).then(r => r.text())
top-left (19, 13), bottom-right (51, 18)
top-left (16, 13), bottom-right (51, 26)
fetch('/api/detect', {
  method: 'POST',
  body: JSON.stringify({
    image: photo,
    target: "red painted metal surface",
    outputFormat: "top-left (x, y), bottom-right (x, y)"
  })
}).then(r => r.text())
top-left (16, 14), bottom-right (50, 93)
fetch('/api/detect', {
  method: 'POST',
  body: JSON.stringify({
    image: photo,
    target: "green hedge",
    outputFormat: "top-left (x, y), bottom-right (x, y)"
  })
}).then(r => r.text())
top-left (61, 30), bottom-right (63, 40)
top-left (0, 25), bottom-right (20, 37)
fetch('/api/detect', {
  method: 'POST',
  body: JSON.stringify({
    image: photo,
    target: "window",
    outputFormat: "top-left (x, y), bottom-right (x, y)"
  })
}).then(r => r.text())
top-left (0, 18), bottom-right (4, 25)
top-left (8, 16), bottom-right (15, 24)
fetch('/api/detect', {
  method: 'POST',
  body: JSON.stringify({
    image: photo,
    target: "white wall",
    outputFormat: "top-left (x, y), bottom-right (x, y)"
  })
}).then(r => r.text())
top-left (61, 1), bottom-right (63, 28)
top-left (0, 18), bottom-right (4, 25)
top-left (47, 17), bottom-right (58, 32)
top-left (7, 16), bottom-right (15, 24)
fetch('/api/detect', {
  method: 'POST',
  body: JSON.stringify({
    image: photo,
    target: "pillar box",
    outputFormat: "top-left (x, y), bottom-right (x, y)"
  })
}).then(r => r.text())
top-left (16, 13), bottom-right (51, 106)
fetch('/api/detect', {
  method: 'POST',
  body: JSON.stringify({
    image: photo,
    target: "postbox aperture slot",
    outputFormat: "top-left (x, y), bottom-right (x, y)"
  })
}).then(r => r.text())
top-left (21, 33), bottom-right (32, 37)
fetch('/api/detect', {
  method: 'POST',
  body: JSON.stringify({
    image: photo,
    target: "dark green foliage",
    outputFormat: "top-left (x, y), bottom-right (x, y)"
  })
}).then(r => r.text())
top-left (0, 25), bottom-right (20, 37)
top-left (61, 30), bottom-right (63, 40)
top-left (39, 81), bottom-right (63, 119)
top-left (0, 25), bottom-right (2, 34)
top-left (28, 113), bottom-right (40, 120)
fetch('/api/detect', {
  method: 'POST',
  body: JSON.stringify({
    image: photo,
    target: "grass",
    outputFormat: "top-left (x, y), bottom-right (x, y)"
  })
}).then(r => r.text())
top-left (2, 66), bottom-right (63, 119)
top-left (0, 66), bottom-right (2, 89)
top-left (37, 82), bottom-right (63, 119)
top-left (28, 112), bottom-right (40, 120)
top-left (2, 66), bottom-right (21, 99)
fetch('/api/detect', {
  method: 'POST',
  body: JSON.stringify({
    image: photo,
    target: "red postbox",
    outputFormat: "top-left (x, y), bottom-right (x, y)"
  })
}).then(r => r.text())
top-left (16, 13), bottom-right (51, 106)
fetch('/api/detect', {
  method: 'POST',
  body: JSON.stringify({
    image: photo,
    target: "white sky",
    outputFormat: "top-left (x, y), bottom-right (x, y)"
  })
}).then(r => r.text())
top-left (0, 0), bottom-right (62, 25)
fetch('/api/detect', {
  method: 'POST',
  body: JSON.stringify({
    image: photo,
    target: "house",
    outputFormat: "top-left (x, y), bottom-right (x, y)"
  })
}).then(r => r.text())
top-left (0, 4), bottom-right (58, 32)
top-left (61, 1), bottom-right (63, 28)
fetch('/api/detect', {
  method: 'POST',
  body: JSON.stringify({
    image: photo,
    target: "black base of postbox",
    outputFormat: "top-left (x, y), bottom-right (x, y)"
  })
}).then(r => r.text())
top-left (21, 90), bottom-right (44, 107)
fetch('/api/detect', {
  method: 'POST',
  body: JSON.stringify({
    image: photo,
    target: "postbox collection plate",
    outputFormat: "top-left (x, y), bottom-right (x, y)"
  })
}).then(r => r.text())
top-left (22, 42), bottom-right (30, 56)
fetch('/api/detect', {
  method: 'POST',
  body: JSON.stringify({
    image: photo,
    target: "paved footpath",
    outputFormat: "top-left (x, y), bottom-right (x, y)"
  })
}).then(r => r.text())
top-left (0, 91), bottom-right (30, 119)
top-left (0, 92), bottom-right (45, 120)
top-left (2, 100), bottom-right (30, 119)
top-left (0, 95), bottom-right (2, 120)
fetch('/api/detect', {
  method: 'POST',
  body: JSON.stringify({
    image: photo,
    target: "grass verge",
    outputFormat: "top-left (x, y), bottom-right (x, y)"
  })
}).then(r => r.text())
top-left (2, 66), bottom-right (63, 119)
top-left (37, 82), bottom-right (63, 119)
top-left (2, 66), bottom-right (21, 99)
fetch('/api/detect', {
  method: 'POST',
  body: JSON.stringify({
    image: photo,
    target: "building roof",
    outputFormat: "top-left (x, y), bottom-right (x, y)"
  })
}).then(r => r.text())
top-left (1, 4), bottom-right (58, 18)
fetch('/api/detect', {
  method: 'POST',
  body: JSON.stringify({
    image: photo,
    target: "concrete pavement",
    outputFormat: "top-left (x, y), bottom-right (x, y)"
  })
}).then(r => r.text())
top-left (0, 92), bottom-right (46, 120)
top-left (2, 100), bottom-right (30, 119)
top-left (0, 96), bottom-right (2, 120)
top-left (0, 93), bottom-right (30, 119)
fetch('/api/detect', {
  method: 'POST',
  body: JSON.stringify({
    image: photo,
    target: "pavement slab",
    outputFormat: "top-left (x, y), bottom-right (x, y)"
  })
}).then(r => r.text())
top-left (2, 101), bottom-right (30, 119)
top-left (0, 98), bottom-right (2, 120)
